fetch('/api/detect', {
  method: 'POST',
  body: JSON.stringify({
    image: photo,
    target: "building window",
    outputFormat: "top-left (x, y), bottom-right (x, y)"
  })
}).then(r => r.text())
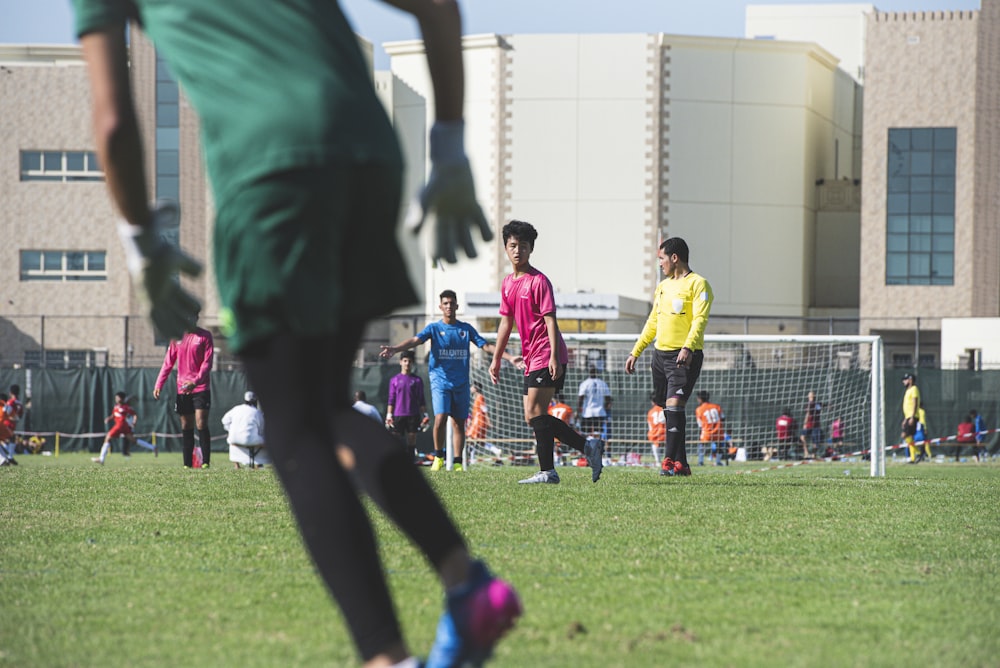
top-left (885, 127), bottom-right (956, 286)
top-left (20, 250), bottom-right (107, 282)
top-left (20, 150), bottom-right (103, 182)
top-left (155, 52), bottom-right (181, 247)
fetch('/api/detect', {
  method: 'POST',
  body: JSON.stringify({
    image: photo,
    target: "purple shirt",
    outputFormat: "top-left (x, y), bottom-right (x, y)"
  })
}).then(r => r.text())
top-left (500, 268), bottom-right (568, 374)
top-left (387, 373), bottom-right (425, 417)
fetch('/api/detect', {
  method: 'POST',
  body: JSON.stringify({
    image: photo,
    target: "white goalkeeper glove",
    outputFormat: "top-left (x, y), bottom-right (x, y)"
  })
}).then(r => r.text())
top-left (117, 200), bottom-right (203, 340)
top-left (407, 120), bottom-right (493, 264)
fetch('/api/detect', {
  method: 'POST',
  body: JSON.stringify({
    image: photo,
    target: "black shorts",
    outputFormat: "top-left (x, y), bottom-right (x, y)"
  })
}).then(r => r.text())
top-left (901, 418), bottom-right (917, 437)
top-left (651, 349), bottom-right (704, 407)
top-left (522, 366), bottom-right (566, 395)
top-left (176, 391), bottom-right (211, 415)
top-left (392, 415), bottom-right (421, 435)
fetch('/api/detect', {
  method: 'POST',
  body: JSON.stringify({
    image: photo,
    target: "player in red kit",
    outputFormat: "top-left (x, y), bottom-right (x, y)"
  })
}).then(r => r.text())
top-left (93, 391), bottom-right (139, 464)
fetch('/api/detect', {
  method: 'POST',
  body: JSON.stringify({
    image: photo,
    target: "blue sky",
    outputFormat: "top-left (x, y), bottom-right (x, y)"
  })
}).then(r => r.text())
top-left (1, 0), bottom-right (982, 68)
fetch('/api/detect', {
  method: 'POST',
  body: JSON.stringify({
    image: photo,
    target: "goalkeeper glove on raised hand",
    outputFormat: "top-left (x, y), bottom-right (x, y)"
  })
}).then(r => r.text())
top-left (117, 200), bottom-right (202, 340)
top-left (408, 120), bottom-right (493, 264)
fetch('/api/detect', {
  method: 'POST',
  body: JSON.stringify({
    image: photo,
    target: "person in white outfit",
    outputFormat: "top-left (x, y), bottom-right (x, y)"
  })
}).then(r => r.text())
top-left (223, 391), bottom-right (269, 469)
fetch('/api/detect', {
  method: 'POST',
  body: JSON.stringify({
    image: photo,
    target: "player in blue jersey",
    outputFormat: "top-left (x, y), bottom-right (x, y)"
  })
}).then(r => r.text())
top-left (382, 290), bottom-right (522, 470)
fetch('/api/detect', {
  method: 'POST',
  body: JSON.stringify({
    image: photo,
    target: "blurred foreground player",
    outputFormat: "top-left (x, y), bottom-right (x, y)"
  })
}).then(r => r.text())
top-left (73, 0), bottom-right (520, 665)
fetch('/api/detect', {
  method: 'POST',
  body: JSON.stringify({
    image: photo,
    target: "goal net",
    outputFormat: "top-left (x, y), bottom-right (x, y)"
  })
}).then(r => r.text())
top-left (463, 334), bottom-right (886, 477)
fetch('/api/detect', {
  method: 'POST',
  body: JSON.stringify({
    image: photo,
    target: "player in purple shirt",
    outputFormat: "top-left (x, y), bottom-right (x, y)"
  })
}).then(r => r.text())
top-left (489, 220), bottom-right (601, 484)
top-left (386, 350), bottom-right (428, 457)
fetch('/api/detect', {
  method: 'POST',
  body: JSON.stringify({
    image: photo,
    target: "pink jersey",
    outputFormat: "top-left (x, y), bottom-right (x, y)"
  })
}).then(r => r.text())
top-left (500, 268), bottom-right (568, 374)
top-left (155, 327), bottom-right (214, 394)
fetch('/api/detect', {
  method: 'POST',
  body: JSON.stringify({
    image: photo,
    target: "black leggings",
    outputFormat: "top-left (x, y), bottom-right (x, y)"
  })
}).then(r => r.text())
top-left (241, 328), bottom-right (466, 660)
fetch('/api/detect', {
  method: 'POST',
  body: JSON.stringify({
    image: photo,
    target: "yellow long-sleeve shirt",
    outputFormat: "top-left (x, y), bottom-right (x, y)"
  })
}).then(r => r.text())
top-left (631, 271), bottom-right (713, 358)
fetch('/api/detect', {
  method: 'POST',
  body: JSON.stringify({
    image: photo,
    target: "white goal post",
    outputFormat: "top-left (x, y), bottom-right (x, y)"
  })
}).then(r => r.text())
top-left (459, 333), bottom-right (886, 477)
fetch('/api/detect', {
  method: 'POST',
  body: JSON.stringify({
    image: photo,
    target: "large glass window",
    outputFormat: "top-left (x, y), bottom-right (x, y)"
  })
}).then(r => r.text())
top-left (886, 127), bottom-right (956, 285)
top-left (156, 52), bottom-right (181, 247)
top-left (20, 250), bottom-right (107, 282)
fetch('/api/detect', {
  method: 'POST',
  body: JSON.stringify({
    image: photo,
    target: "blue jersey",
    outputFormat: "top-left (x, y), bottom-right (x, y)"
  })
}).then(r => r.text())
top-left (417, 320), bottom-right (487, 389)
top-left (973, 414), bottom-right (986, 442)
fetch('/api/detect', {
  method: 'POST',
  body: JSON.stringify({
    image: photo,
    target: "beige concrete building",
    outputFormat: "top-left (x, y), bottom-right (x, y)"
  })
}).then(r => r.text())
top-left (859, 1), bottom-right (1000, 367)
top-left (2, 2), bottom-right (996, 369)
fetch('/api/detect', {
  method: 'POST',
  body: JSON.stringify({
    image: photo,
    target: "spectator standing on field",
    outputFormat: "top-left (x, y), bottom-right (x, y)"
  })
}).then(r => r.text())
top-left (154, 323), bottom-right (214, 469)
top-left (577, 366), bottom-right (612, 439)
top-left (956, 413), bottom-right (977, 462)
top-left (799, 390), bottom-right (823, 459)
top-left (489, 220), bottom-right (600, 484)
top-left (624, 237), bottom-right (714, 478)
top-left (72, 1), bottom-right (521, 665)
top-left (774, 409), bottom-right (796, 461)
top-left (223, 391), bottom-right (269, 469)
top-left (380, 289), bottom-right (520, 471)
top-left (352, 391), bottom-right (383, 423)
top-left (969, 409), bottom-right (987, 462)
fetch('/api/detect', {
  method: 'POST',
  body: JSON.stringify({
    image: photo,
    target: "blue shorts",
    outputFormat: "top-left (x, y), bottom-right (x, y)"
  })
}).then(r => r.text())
top-left (431, 382), bottom-right (471, 421)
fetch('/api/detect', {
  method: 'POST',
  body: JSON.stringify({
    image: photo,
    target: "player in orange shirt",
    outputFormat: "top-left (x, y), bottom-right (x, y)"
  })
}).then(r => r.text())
top-left (645, 392), bottom-right (665, 465)
top-left (694, 391), bottom-right (725, 466)
top-left (547, 394), bottom-right (574, 465)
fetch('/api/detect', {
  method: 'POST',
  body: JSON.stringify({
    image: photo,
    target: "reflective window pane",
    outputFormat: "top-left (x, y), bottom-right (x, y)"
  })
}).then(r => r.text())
top-left (43, 253), bottom-right (62, 270)
top-left (65, 152), bottom-right (85, 171)
top-left (909, 193), bottom-right (932, 214)
top-left (21, 151), bottom-right (41, 171)
top-left (43, 152), bottom-right (62, 170)
top-left (932, 233), bottom-right (954, 252)
top-left (66, 252), bottom-right (85, 271)
top-left (887, 234), bottom-right (908, 252)
top-left (934, 127), bottom-right (956, 150)
top-left (911, 129), bottom-right (933, 150)
top-left (933, 192), bottom-right (955, 214)
top-left (910, 151), bottom-right (932, 175)
top-left (932, 215), bottom-right (954, 234)
top-left (933, 151), bottom-right (955, 175)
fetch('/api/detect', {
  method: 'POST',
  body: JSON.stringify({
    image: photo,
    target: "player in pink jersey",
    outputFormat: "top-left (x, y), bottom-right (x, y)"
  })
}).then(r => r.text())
top-left (489, 220), bottom-right (601, 484)
top-left (154, 323), bottom-right (214, 468)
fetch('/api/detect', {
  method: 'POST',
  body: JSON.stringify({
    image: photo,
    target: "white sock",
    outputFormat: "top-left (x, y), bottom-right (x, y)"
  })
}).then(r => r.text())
top-left (651, 445), bottom-right (661, 462)
top-left (390, 658), bottom-right (419, 668)
top-left (99, 442), bottom-right (111, 463)
top-left (135, 439), bottom-right (156, 451)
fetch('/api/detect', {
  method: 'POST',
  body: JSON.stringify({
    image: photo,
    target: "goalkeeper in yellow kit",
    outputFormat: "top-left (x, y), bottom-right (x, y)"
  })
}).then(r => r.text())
top-left (901, 373), bottom-right (926, 463)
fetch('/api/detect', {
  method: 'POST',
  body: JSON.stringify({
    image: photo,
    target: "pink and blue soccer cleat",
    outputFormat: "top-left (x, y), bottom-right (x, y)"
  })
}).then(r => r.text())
top-left (425, 560), bottom-right (522, 667)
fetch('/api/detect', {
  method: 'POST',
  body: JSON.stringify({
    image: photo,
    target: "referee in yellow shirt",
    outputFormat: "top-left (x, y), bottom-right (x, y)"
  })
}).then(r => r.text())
top-left (625, 238), bottom-right (714, 477)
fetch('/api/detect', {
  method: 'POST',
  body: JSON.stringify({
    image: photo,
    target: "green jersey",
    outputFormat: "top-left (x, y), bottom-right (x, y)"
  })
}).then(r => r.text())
top-left (72, 0), bottom-right (402, 205)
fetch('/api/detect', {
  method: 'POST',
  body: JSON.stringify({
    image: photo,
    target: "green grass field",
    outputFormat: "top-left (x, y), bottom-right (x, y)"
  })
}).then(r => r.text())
top-left (2, 453), bottom-right (998, 667)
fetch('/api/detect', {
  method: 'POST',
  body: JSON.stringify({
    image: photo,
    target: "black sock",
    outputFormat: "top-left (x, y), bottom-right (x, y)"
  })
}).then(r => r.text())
top-left (182, 429), bottom-right (195, 467)
top-left (547, 414), bottom-right (585, 452)
top-left (665, 407), bottom-right (686, 465)
top-left (529, 415), bottom-right (556, 471)
top-left (199, 427), bottom-right (212, 465)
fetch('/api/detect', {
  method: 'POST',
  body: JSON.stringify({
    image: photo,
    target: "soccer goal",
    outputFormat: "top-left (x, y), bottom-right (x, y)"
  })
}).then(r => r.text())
top-left (464, 333), bottom-right (886, 477)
